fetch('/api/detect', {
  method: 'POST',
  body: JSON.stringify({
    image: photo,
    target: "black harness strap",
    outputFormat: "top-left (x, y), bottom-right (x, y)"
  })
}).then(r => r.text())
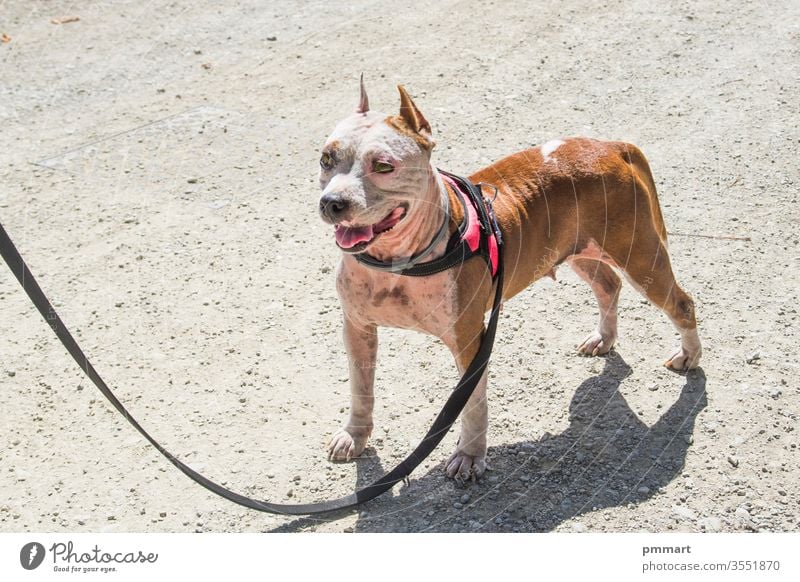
top-left (0, 189), bottom-right (503, 515)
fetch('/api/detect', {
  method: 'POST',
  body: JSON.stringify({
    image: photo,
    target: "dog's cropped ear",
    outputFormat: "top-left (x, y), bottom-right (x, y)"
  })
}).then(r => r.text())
top-left (355, 73), bottom-right (369, 114)
top-left (397, 85), bottom-right (431, 136)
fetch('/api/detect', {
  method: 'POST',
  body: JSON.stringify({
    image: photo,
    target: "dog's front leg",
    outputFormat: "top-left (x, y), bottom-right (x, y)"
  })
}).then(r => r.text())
top-left (327, 314), bottom-right (377, 461)
top-left (445, 332), bottom-right (489, 482)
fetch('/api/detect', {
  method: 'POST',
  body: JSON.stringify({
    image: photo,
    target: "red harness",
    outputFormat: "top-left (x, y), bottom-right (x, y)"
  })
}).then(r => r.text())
top-left (441, 173), bottom-right (500, 277)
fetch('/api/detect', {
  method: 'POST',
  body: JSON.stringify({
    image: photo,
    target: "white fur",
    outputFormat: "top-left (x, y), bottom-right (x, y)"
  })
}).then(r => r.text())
top-left (680, 326), bottom-right (702, 353)
top-left (540, 139), bottom-right (565, 162)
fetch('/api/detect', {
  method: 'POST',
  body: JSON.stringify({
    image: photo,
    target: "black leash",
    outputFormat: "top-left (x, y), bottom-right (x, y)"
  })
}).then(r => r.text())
top-left (0, 197), bottom-right (503, 515)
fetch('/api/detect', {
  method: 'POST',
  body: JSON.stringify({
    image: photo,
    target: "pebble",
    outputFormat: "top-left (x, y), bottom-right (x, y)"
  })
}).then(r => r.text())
top-left (672, 505), bottom-right (696, 521)
top-left (460, 494), bottom-right (470, 504)
top-left (637, 486), bottom-right (650, 495)
top-left (746, 351), bottom-right (760, 364)
top-left (699, 516), bottom-right (723, 532)
top-left (571, 522), bottom-right (587, 532)
top-left (727, 455), bottom-right (739, 468)
top-left (453, 502), bottom-right (463, 510)
top-left (735, 507), bottom-right (751, 521)
top-left (6, 370), bottom-right (15, 377)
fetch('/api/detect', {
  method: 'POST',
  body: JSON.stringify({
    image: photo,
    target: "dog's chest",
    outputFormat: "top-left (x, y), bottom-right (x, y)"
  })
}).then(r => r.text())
top-left (336, 262), bottom-right (459, 338)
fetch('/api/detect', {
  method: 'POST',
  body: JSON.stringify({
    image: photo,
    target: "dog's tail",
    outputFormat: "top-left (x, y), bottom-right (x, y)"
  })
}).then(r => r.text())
top-left (623, 144), bottom-right (669, 244)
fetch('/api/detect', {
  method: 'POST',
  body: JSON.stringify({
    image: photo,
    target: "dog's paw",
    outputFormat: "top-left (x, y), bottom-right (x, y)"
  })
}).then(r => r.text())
top-left (445, 451), bottom-right (487, 484)
top-left (577, 330), bottom-right (615, 356)
top-left (665, 346), bottom-right (702, 372)
top-left (327, 427), bottom-right (369, 462)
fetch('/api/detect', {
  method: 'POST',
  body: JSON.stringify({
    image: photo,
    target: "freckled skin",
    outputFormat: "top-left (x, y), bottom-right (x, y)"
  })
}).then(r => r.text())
top-left (322, 85), bottom-right (701, 479)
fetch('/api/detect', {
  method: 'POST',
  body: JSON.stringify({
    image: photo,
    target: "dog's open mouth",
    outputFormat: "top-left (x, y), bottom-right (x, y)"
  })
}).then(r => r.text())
top-left (334, 205), bottom-right (408, 253)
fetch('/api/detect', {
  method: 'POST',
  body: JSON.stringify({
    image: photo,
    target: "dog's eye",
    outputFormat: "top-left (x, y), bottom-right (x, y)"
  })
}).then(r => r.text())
top-left (373, 161), bottom-right (394, 174)
top-left (320, 152), bottom-right (335, 170)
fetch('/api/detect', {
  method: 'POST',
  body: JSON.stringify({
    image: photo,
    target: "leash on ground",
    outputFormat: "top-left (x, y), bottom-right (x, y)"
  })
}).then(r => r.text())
top-left (0, 210), bottom-right (503, 515)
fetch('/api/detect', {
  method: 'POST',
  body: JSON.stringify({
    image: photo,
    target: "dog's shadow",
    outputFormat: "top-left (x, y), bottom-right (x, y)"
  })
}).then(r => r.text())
top-left (271, 353), bottom-right (707, 532)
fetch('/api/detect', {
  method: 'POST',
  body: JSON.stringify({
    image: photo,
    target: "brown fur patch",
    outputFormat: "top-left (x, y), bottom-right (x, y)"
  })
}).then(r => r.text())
top-left (385, 115), bottom-right (435, 150)
top-left (372, 286), bottom-right (410, 307)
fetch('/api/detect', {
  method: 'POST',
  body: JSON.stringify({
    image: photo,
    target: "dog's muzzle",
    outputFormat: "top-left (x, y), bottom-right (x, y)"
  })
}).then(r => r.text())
top-left (319, 193), bottom-right (350, 223)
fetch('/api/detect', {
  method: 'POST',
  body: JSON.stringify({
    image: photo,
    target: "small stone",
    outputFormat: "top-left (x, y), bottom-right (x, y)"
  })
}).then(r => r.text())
top-left (343, 526), bottom-right (353, 533)
top-left (637, 486), bottom-right (650, 495)
top-left (746, 351), bottom-right (760, 364)
top-left (735, 507), bottom-right (751, 521)
top-left (453, 502), bottom-right (463, 509)
top-left (672, 505), bottom-right (696, 521)
top-left (699, 516), bottom-right (723, 532)
top-left (266, 36), bottom-right (277, 41)
top-left (187, 178), bottom-right (198, 184)
top-left (7, 370), bottom-right (15, 377)
top-left (159, 512), bottom-right (167, 518)
top-left (571, 522), bottom-right (587, 532)
top-left (286, 489), bottom-right (294, 498)
top-left (460, 494), bottom-right (470, 504)
top-left (728, 455), bottom-right (739, 468)
top-left (107, 515), bottom-right (116, 521)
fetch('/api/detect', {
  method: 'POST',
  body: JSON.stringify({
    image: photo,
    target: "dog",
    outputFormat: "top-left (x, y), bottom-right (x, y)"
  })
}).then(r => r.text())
top-left (317, 79), bottom-right (702, 482)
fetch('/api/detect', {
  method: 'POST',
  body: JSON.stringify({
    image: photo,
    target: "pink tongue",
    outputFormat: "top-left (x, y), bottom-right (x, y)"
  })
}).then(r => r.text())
top-left (335, 225), bottom-right (374, 248)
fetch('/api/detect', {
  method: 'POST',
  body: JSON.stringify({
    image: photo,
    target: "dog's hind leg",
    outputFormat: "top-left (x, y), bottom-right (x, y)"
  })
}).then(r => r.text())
top-left (608, 238), bottom-right (702, 371)
top-left (567, 257), bottom-right (621, 356)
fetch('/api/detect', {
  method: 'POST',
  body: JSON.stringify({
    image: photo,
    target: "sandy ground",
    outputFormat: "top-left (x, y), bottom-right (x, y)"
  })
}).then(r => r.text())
top-left (0, 0), bottom-right (798, 533)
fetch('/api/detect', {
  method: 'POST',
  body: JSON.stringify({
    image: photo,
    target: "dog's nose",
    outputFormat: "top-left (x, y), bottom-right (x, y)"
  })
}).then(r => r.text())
top-left (319, 193), bottom-right (350, 222)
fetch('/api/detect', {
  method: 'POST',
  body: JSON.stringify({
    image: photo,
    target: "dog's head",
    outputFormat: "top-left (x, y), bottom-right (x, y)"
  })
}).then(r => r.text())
top-left (318, 78), bottom-right (436, 254)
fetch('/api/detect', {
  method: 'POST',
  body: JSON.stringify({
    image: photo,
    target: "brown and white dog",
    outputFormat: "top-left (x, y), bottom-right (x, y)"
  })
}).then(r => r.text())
top-left (318, 80), bottom-right (701, 482)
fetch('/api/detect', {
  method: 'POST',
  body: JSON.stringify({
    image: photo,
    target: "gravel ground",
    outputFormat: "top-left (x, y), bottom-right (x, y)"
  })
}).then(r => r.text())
top-left (1, 0), bottom-right (798, 533)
